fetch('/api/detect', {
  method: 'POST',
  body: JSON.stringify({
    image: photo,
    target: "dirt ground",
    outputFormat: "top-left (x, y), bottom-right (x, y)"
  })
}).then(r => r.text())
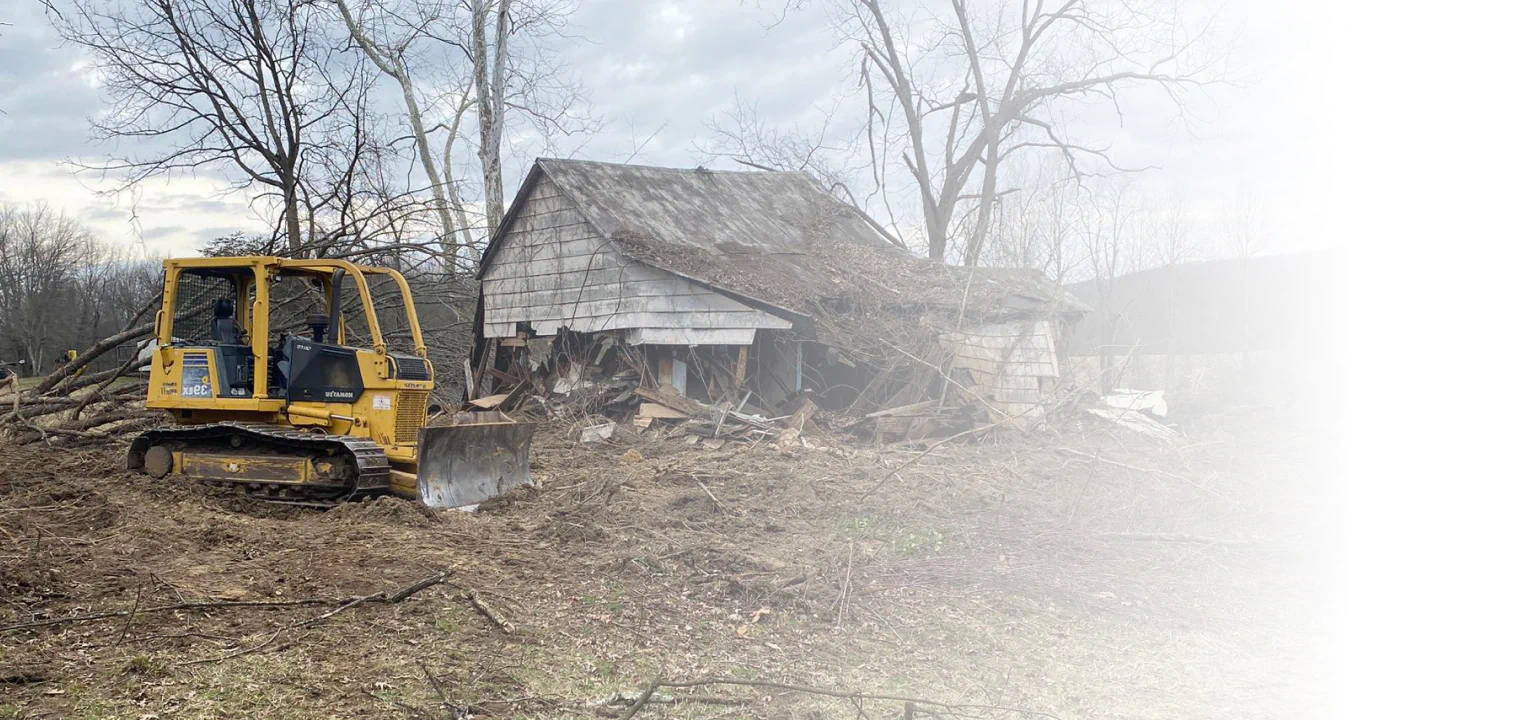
top-left (0, 406), bottom-right (1333, 720)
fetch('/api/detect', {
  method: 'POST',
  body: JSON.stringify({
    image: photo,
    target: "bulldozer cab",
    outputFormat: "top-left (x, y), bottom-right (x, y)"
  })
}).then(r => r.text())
top-left (149, 258), bottom-right (430, 407)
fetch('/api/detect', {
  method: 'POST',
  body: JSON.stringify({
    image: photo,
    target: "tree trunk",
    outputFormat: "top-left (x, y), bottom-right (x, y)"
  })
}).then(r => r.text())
top-left (925, 209), bottom-right (949, 261)
top-left (398, 78), bottom-right (459, 273)
top-left (471, 0), bottom-right (506, 230)
top-left (335, 0), bottom-right (459, 273)
top-left (283, 180), bottom-right (304, 257)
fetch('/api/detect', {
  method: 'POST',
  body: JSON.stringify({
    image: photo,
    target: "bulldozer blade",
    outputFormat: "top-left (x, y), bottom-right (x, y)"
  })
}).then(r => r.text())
top-left (415, 421), bottom-right (536, 509)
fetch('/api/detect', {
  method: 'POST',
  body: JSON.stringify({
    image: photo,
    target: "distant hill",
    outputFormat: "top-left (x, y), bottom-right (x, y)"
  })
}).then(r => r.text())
top-left (1065, 251), bottom-right (1336, 356)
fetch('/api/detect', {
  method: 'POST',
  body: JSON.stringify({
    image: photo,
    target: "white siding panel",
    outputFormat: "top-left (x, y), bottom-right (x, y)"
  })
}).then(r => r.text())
top-left (487, 280), bottom-right (753, 308)
top-left (482, 249), bottom-right (640, 283)
top-left (626, 328), bottom-right (757, 345)
top-left (515, 309), bottom-right (788, 330)
top-left (486, 264), bottom-right (671, 291)
top-left (500, 209), bottom-right (585, 234)
top-left (504, 193), bottom-right (576, 214)
top-left (506, 294), bottom-right (776, 318)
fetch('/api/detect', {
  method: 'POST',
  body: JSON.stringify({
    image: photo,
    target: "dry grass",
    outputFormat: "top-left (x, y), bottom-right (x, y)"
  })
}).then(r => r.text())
top-left (0, 406), bottom-right (1331, 719)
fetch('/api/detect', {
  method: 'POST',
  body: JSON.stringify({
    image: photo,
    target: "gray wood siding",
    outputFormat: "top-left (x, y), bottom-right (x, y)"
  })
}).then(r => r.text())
top-left (481, 177), bottom-right (790, 340)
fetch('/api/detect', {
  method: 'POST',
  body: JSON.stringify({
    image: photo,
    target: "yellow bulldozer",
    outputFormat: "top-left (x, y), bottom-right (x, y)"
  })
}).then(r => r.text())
top-left (126, 256), bottom-right (533, 508)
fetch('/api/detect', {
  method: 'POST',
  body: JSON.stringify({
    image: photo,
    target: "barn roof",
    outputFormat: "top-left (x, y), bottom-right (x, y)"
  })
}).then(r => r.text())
top-left (480, 158), bottom-right (1083, 354)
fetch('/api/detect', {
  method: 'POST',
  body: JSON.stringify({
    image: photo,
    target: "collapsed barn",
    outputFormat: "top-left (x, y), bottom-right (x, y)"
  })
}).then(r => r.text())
top-left (466, 159), bottom-right (1085, 440)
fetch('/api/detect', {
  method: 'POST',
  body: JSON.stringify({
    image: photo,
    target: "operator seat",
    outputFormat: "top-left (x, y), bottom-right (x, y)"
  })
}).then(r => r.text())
top-left (210, 298), bottom-right (242, 345)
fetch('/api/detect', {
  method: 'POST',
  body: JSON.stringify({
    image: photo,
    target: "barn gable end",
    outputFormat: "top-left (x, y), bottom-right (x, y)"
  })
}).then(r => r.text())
top-left (480, 172), bottom-right (791, 344)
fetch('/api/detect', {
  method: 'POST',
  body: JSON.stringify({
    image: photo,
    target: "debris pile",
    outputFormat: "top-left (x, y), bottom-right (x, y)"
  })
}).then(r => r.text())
top-left (471, 333), bottom-right (850, 449)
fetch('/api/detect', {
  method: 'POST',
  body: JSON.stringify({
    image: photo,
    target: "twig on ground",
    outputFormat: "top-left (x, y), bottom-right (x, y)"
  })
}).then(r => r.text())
top-left (835, 540), bottom-right (855, 627)
top-left (461, 587), bottom-right (515, 634)
top-left (175, 569), bottom-right (452, 667)
top-left (618, 677), bottom-right (664, 720)
top-left (695, 477), bottom-right (728, 514)
top-left (421, 661), bottom-right (468, 719)
top-left (114, 583), bottom-right (144, 646)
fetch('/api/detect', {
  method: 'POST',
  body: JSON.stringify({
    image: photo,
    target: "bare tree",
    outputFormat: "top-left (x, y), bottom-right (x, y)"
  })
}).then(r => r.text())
top-left (0, 203), bottom-right (159, 374)
top-left (817, 0), bottom-right (1219, 265)
top-left (1147, 191), bottom-right (1197, 391)
top-left (333, 0), bottom-right (593, 266)
top-left (1078, 177), bottom-right (1149, 390)
top-left (43, 0), bottom-right (369, 256)
top-left (979, 158), bottom-right (1085, 283)
top-left (0, 204), bottom-right (100, 369)
top-left (1222, 185), bottom-right (1268, 260)
top-left (1220, 185), bottom-right (1268, 376)
top-left (336, 0), bottom-right (471, 271)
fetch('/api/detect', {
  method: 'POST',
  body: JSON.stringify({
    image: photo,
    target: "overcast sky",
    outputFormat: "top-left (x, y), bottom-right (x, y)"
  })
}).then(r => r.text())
top-left (0, 0), bottom-right (1328, 258)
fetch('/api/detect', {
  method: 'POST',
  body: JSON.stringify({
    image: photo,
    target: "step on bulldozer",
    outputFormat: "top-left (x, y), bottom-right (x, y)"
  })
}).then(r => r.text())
top-left (126, 256), bottom-right (534, 508)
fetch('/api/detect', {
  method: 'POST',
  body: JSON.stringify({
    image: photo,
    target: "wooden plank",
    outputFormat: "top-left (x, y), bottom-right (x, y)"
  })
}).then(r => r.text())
top-left (635, 386), bottom-right (709, 418)
top-left (498, 215), bottom-right (589, 239)
top-left (469, 393), bottom-right (511, 409)
top-left (503, 233), bottom-right (610, 261)
top-left (501, 208), bottom-right (586, 233)
top-left (505, 192), bottom-right (578, 215)
top-left (484, 311), bottom-right (793, 336)
top-left (496, 235), bottom-right (622, 266)
top-left (505, 298), bottom-right (766, 324)
top-left (491, 236), bottom-right (610, 266)
top-left (735, 345), bottom-right (748, 387)
top-left (489, 285), bottom-right (746, 313)
top-left (637, 401), bottom-right (689, 419)
top-left (626, 328), bottom-right (756, 345)
top-left (953, 356), bottom-right (1057, 376)
top-left (497, 291), bottom-right (723, 315)
top-left (485, 277), bottom-right (706, 302)
top-left (506, 296), bottom-right (789, 321)
top-left (864, 400), bottom-right (940, 418)
top-left (560, 310), bottom-right (789, 330)
top-left (482, 249), bottom-right (642, 282)
top-left (783, 397), bottom-right (817, 431)
top-left (476, 241), bottom-right (619, 281)
top-left (485, 263), bottom-right (672, 290)
top-left (483, 230), bottom-right (607, 264)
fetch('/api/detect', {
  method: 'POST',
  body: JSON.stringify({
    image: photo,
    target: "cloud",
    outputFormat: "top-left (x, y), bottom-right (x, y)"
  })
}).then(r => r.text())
top-left (0, 0), bottom-right (1329, 256)
top-left (138, 224), bottom-right (186, 241)
top-left (546, 0), bottom-right (850, 169)
top-left (0, 0), bottom-right (99, 162)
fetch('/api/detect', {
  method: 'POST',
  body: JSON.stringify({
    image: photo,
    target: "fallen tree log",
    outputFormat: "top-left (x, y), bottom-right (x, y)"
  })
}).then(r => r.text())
top-left (28, 306), bottom-right (157, 398)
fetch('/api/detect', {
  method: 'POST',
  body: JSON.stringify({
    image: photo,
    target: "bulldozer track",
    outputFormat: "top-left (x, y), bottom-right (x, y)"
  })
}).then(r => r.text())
top-left (129, 422), bottom-right (391, 503)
